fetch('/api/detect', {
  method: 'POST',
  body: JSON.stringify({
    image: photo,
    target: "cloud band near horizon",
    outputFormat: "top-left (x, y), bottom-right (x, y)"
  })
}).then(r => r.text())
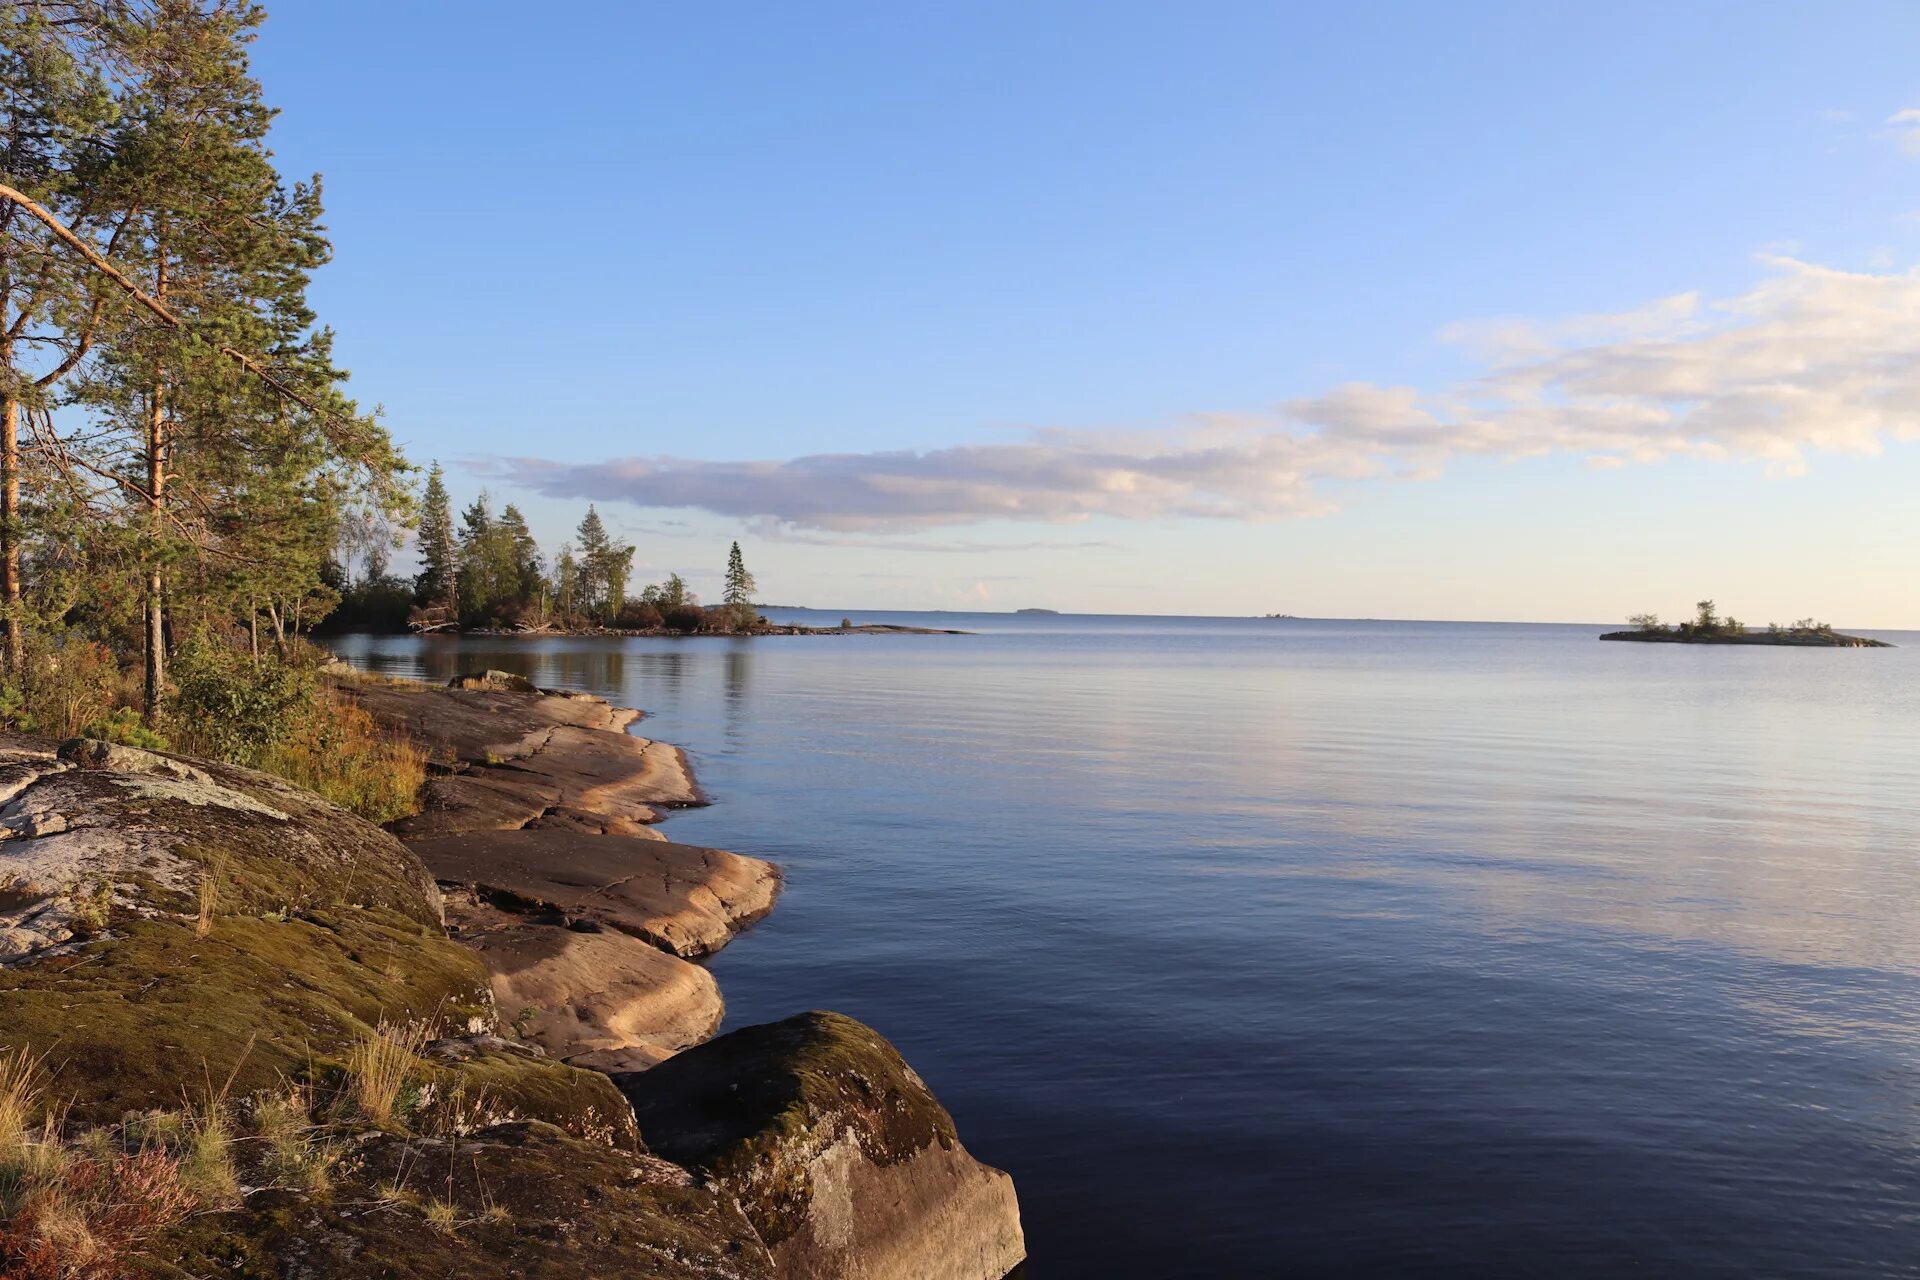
top-left (480, 255), bottom-right (1920, 533)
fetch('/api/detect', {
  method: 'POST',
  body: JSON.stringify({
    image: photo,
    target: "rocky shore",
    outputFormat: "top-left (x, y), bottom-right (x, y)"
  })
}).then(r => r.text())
top-left (0, 670), bottom-right (1024, 1277)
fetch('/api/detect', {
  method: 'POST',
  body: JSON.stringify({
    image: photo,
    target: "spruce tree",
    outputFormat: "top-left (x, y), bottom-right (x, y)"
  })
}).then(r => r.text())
top-left (414, 462), bottom-right (456, 609)
top-left (723, 541), bottom-right (755, 606)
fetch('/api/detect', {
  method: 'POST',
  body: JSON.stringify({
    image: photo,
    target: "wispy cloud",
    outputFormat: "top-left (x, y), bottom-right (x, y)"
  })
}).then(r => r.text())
top-left (1886, 107), bottom-right (1920, 156)
top-left (483, 255), bottom-right (1920, 530)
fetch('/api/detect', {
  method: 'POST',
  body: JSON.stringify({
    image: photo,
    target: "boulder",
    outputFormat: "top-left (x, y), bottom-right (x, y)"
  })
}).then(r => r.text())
top-left (620, 1011), bottom-right (1025, 1280)
top-left (414, 828), bottom-right (780, 958)
top-left (0, 734), bottom-right (616, 1137)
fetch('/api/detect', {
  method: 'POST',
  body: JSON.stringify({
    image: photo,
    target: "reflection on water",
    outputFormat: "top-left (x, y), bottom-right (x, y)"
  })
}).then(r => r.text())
top-left (334, 616), bottom-right (1920, 1278)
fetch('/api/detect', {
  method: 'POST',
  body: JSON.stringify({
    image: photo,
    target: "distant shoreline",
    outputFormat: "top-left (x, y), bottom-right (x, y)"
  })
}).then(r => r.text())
top-left (423, 621), bottom-right (974, 638)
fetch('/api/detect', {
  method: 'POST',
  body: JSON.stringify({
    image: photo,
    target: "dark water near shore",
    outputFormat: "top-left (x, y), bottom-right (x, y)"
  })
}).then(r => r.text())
top-left (335, 614), bottom-right (1920, 1277)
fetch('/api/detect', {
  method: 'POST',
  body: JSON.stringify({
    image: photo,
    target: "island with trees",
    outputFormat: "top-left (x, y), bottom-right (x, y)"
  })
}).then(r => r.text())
top-left (1602, 601), bottom-right (1891, 647)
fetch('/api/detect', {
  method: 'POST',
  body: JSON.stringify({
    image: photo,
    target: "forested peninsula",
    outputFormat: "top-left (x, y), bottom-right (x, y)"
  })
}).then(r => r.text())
top-left (0, 4), bottom-right (1018, 1275)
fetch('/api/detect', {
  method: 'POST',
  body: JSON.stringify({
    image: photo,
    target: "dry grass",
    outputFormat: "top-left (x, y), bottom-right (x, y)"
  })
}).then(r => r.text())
top-left (175, 1103), bottom-right (237, 1207)
top-left (0, 1050), bottom-right (198, 1280)
top-left (0, 1046), bottom-right (46, 1160)
top-left (423, 1196), bottom-right (459, 1235)
top-left (251, 1088), bottom-right (336, 1192)
top-left (344, 1019), bottom-right (432, 1130)
top-left (255, 693), bottom-right (428, 825)
top-left (194, 873), bottom-right (216, 940)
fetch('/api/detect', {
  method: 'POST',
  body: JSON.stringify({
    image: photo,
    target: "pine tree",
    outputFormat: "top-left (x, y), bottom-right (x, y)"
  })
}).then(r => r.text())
top-left (50, 0), bottom-right (404, 714)
top-left (574, 506), bottom-right (608, 614)
top-left (499, 503), bottom-right (544, 605)
top-left (723, 541), bottom-right (756, 606)
top-left (414, 463), bottom-right (456, 609)
top-left (553, 544), bottom-right (578, 618)
top-left (0, 5), bottom-right (117, 670)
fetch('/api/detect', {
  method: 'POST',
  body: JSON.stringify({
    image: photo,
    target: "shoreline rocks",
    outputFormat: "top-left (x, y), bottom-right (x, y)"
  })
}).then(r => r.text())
top-left (0, 672), bottom-right (1025, 1278)
top-left (622, 1011), bottom-right (1027, 1280)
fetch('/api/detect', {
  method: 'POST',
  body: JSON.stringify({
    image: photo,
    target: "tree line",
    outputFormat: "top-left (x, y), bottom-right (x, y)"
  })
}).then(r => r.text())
top-left (327, 463), bottom-right (763, 634)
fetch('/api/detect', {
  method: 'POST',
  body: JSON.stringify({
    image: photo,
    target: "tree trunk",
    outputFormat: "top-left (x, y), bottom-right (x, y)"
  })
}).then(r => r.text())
top-left (1, 362), bottom-right (19, 675)
top-left (248, 605), bottom-right (259, 666)
top-left (142, 234), bottom-right (168, 722)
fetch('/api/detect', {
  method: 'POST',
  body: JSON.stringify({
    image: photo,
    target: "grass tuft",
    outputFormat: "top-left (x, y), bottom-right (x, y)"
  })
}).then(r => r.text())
top-left (345, 1019), bottom-right (432, 1130)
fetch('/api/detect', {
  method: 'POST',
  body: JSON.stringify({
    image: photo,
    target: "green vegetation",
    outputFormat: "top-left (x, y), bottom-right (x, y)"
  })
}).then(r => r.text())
top-left (0, 0), bottom-right (436, 815)
top-left (1626, 600), bottom-right (1840, 640)
top-left (1610, 602), bottom-right (1884, 647)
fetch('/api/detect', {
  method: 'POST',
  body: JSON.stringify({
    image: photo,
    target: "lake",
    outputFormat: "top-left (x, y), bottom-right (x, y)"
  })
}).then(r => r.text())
top-left (332, 614), bottom-right (1920, 1277)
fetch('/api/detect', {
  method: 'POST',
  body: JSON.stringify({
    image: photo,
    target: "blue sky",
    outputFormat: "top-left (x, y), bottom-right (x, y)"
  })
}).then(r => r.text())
top-left (254, 2), bottom-right (1920, 622)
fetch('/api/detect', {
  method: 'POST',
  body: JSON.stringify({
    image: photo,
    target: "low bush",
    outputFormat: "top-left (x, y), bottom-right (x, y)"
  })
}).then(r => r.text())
top-left (0, 632), bottom-right (124, 742)
top-left (166, 639), bottom-right (315, 766)
top-left (254, 692), bottom-right (427, 825)
top-left (662, 604), bottom-right (704, 633)
top-left (165, 641), bottom-right (425, 823)
top-left (613, 601), bottom-right (663, 630)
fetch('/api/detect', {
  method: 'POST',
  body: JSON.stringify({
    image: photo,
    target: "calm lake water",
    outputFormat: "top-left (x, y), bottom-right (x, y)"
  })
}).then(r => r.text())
top-left (334, 615), bottom-right (1920, 1277)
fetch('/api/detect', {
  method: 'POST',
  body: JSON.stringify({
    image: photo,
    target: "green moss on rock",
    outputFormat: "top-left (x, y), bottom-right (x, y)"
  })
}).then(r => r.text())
top-left (147, 1121), bottom-right (775, 1279)
top-left (620, 1010), bottom-right (958, 1248)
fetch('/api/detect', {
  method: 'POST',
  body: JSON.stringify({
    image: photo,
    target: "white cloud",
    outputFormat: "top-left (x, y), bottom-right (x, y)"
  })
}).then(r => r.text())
top-left (484, 255), bottom-right (1920, 531)
top-left (1886, 107), bottom-right (1920, 156)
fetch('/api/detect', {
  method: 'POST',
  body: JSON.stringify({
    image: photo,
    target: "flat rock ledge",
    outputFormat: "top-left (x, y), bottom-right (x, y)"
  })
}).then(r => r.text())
top-left (414, 828), bottom-right (781, 959)
top-left (622, 1011), bottom-right (1027, 1280)
top-left (339, 676), bottom-right (698, 839)
top-left (447, 890), bottom-right (726, 1070)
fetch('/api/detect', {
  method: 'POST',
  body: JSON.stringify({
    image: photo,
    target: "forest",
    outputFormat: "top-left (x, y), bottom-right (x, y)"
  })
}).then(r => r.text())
top-left (326, 463), bottom-right (763, 636)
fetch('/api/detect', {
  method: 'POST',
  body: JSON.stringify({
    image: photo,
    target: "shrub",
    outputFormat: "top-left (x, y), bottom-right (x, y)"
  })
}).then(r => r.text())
top-left (706, 603), bottom-right (759, 634)
top-left (165, 641), bottom-right (425, 823)
top-left (662, 605), bottom-right (704, 634)
top-left (0, 632), bottom-right (122, 741)
top-left (0, 1055), bottom-right (197, 1279)
top-left (80, 706), bottom-right (167, 751)
top-left (254, 691), bottom-right (427, 825)
top-left (166, 640), bottom-right (315, 767)
top-left (614, 601), bottom-right (663, 630)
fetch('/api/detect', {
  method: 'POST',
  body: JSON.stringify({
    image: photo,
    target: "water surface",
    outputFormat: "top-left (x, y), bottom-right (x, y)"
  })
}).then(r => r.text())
top-left (334, 615), bottom-right (1920, 1277)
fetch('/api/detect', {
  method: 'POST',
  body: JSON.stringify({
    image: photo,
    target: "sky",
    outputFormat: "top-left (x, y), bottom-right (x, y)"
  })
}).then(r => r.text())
top-left (249, 1), bottom-right (1920, 623)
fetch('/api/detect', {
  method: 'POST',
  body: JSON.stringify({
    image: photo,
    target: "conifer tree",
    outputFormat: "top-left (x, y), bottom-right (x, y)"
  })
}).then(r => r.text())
top-left (575, 505), bottom-right (633, 622)
top-left (48, 0), bottom-right (405, 714)
top-left (553, 543), bottom-right (578, 618)
top-left (414, 462), bottom-right (456, 609)
top-left (0, 5), bottom-right (119, 669)
top-left (723, 541), bottom-right (755, 606)
top-left (500, 503), bottom-right (543, 605)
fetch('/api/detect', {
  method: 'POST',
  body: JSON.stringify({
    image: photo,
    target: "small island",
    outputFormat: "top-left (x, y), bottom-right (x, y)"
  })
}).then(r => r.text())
top-left (1015, 607), bottom-right (1061, 615)
top-left (1601, 601), bottom-right (1891, 647)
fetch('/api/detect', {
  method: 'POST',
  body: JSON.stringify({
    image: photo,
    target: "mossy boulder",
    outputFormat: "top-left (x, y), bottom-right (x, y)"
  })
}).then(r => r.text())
top-left (0, 735), bottom-right (617, 1139)
top-left (620, 1011), bottom-right (1025, 1280)
top-left (148, 1120), bottom-right (777, 1279)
